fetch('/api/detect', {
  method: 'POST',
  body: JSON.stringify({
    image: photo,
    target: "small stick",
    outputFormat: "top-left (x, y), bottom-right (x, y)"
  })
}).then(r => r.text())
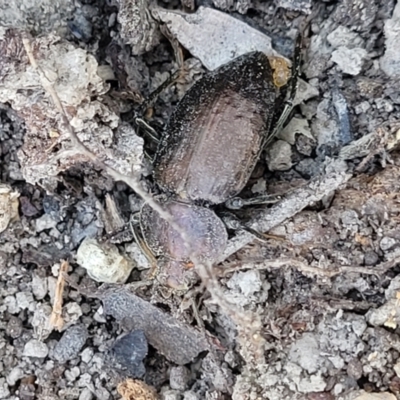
top-left (49, 260), bottom-right (69, 331)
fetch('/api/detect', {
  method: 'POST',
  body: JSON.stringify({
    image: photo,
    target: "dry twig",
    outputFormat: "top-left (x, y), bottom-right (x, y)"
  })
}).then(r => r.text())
top-left (49, 260), bottom-right (69, 331)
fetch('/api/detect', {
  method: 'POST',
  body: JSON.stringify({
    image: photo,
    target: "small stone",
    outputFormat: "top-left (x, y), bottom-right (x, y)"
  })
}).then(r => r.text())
top-left (266, 140), bottom-right (292, 171)
top-left (352, 391), bottom-right (396, 400)
top-left (65, 366), bottom-right (81, 382)
top-left (4, 296), bottom-right (19, 314)
top-left (380, 237), bottom-right (397, 251)
top-left (77, 237), bottom-right (135, 284)
top-left (277, 117), bottom-right (313, 145)
top-left (170, 366), bottom-right (191, 391)
top-left (94, 306), bottom-right (107, 323)
top-left (31, 274), bottom-right (48, 300)
top-left (367, 299), bottom-right (400, 328)
top-left (53, 324), bottom-right (88, 363)
top-left (94, 387), bottom-right (110, 400)
top-left (354, 101), bottom-right (371, 114)
top-left (227, 270), bottom-right (262, 297)
top-left (68, 14), bottom-right (93, 42)
top-left (154, 6), bottom-right (284, 71)
top-left (19, 196), bottom-right (39, 217)
top-left (80, 347), bottom-right (94, 364)
top-left (351, 317), bottom-right (367, 337)
top-left (0, 378), bottom-right (10, 399)
top-left (380, 2), bottom-right (400, 78)
top-left (43, 195), bottom-right (60, 217)
top-left (35, 214), bottom-right (58, 232)
top-left (347, 358), bottom-right (363, 380)
top-left (275, 0), bottom-right (312, 13)
top-left (294, 78), bottom-right (319, 106)
top-left (331, 47), bottom-right (368, 75)
top-left (16, 292), bottom-right (34, 311)
top-left (109, 330), bottom-right (148, 378)
top-left (6, 316), bottom-right (23, 338)
top-left (289, 334), bottom-right (321, 374)
top-left (161, 390), bottom-right (181, 400)
top-left (364, 251), bottom-right (379, 266)
top-left (183, 392), bottom-right (199, 400)
top-left (327, 26), bottom-right (364, 49)
top-left (79, 388), bottom-right (93, 400)
top-left (394, 360), bottom-right (400, 378)
top-left (375, 98), bottom-right (394, 113)
top-left (6, 367), bottom-right (24, 386)
top-left (77, 373), bottom-right (92, 388)
top-left (23, 339), bottom-right (49, 358)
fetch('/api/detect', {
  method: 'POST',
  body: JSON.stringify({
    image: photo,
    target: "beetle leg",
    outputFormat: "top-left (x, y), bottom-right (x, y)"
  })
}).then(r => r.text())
top-left (139, 68), bottom-right (182, 115)
top-left (265, 34), bottom-right (302, 148)
top-left (225, 194), bottom-right (282, 210)
top-left (129, 212), bottom-right (159, 278)
top-left (220, 211), bottom-right (286, 243)
top-left (135, 117), bottom-right (160, 143)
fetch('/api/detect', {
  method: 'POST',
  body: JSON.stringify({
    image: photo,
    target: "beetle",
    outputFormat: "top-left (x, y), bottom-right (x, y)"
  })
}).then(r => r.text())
top-left (136, 37), bottom-right (301, 290)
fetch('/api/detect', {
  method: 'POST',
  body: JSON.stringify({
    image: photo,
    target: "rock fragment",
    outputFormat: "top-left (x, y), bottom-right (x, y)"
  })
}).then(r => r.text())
top-left (53, 324), bottom-right (88, 363)
top-left (77, 237), bottom-right (135, 284)
top-left (23, 339), bottom-right (49, 358)
top-left (266, 140), bottom-right (292, 171)
top-left (118, 0), bottom-right (160, 55)
top-left (109, 330), bottom-right (148, 378)
top-left (153, 6), bottom-right (285, 71)
top-left (99, 286), bottom-right (209, 365)
top-left (380, 1), bottom-right (400, 77)
top-left (331, 47), bottom-right (368, 75)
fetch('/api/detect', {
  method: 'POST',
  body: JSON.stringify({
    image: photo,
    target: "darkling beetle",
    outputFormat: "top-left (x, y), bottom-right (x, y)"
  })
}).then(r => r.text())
top-left (133, 35), bottom-right (302, 290)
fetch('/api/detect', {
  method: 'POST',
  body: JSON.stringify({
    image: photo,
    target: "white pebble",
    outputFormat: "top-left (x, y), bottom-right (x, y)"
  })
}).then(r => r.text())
top-left (23, 339), bottom-right (49, 358)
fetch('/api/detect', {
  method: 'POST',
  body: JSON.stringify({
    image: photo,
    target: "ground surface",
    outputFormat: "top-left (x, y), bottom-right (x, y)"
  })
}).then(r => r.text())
top-left (1, 0), bottom-right (400, 399)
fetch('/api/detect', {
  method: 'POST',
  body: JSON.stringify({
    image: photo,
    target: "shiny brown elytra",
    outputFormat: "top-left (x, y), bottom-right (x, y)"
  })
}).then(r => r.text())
top-left (153, 51), bottom-right (291, 204)
top-left (139, 46), bottom-right (299, 289)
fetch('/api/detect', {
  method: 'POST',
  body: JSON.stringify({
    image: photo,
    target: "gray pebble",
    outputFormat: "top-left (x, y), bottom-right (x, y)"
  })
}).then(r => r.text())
top-left (265, 140), bottom-right (292, 171)
top-left (65, 366), bottom-right (80, 382)
top-left (6, 316), bottom-right (23, 338)
top-left (80, 347), bottom-right (94, 364)
top-left (4, 296), bottom-right (19, 314)
top-left (6, 366), bottom-right (24, 386)
top-left (23, 339), bottom-right (49, 358)
top-left (161, 390), bottom-right (181, 400)
top-left (31, 274), bottom-right (48, 300)
top-left (380, 237), bottom-right (397, 251)
top-left (16, 292), bottom-right (34, 311)
top-left (79, 388), bottom-right (93, 400)
top-left (53, 324), bottom-right (88, 363)
top-left (0, 378), bottom-right (10, 399)
top-left (364, 251), bottom-right (379, 266)
top-left (109, 330), bottom-right (148, 378)
top-left (347, 358), bottom-right (363, 380)
top-left (183, 391), bottom-right (199, 400)
top-left (35, 214), bottom-right (58, 232)
top-left (170, 366), bottom-right (191, 391)
top-left (380, 2), bottom-right (400, 77)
